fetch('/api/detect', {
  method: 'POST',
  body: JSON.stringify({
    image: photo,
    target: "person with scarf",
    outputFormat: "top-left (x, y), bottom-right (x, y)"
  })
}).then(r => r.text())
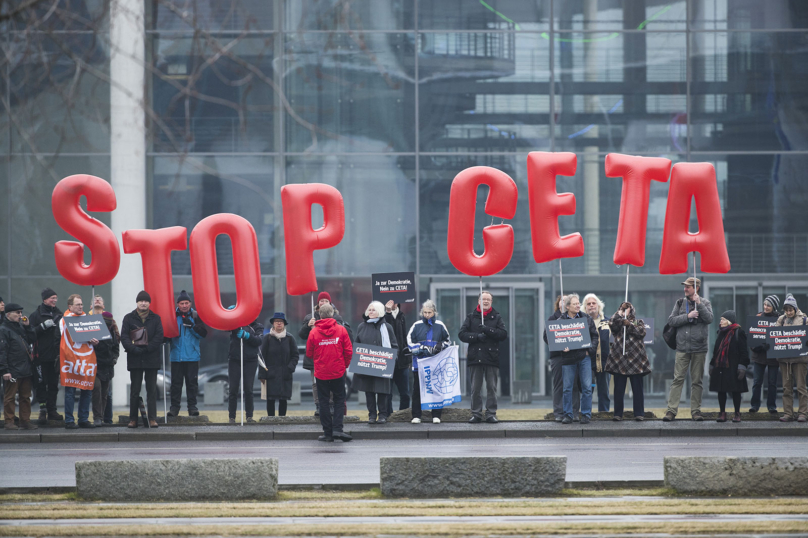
top-left (121, 291), bottom-right (165, 428)
top-left (91, 305), bottom-right (119, 426)
top-left (406, 299), bottom-right (451, 424)
top-left (709, 310), bottom-right (749, 423)
top-left (258, 313), bottom-right (297, 417)
top-left (584, 293), bottom-right (611, 413)
top-left (167, 290), bottom-right (208, 418)
top-left (29, 288), bottom-right (63, 424)
top-left (0, 303), bottom-right (37, 430)
top-left (605, 302), bottom-right (651, 421)
top-left (749, 295), bottom-right (781, 415)
top-left (775, 294), bottom-right (808, 422)
top-left (354, 301), bottom-right (398, 424)
top-left (459, 291), bottom-right (508, 423)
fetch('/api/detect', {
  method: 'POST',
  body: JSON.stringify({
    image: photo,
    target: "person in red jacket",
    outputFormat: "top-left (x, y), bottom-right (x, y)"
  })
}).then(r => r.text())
top-left (306, 303), bottom-right (353, 442)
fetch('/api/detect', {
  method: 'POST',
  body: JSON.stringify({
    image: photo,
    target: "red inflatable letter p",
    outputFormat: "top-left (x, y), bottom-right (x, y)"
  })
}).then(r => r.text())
top-left (52, 175), bottom-right (120, 286)
top-left (281, 184), bottom-right (346, 296)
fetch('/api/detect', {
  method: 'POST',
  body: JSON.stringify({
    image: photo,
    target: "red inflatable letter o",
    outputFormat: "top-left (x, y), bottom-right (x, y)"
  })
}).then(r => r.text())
top-left (605, 153), bottom-right (672, 267)
top-left (189, 214), bottom-right (263, 331)
top-left (659, 163), bottom-right (731, 274)
top-left (52, 175), bottom-right (120, 286)
top-left (526, 152), bottom-right (584, 263)
top-left (281, 184), bottom-right (345, 296)
top-left (447, 166), bottom-right (518, 277)
top-left (123, 227), bottom-right (187, 339)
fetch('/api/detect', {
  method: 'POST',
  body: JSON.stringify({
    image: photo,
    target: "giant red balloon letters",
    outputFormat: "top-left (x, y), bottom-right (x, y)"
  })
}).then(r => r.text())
top-left (447, 167), bottom-right (518, 276)
top-left (659, 162), bottom-right (731, 274)
top-left (605, 154), bottom-right (672, 267)
top-left (280, 183), bottom-right (346, 296)
top-left (52, 174), bottom-right (120, 286)
top-left (526, 152), bottom-right (585, 264)
top-left (122, 227), bottom-right (187, 338)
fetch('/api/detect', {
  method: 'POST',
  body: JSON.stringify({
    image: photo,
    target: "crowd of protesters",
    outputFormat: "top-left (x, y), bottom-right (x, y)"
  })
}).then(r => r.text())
top-left (2, 279), bottom-right (807, 436)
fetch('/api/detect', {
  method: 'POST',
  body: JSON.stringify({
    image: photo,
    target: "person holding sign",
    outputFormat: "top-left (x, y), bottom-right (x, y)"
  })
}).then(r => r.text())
top-left (384, 301), bottom-right (411, 417)
top-left (59, 295), bottom-right (100, 429)
top-left (354, 301), bottom-right (398, 424)
top-left (258, 313), bottom-right (297, 417)
top-left (605, 302), bottom-right (650, 421)
top-left (547, 295), bottom-right (579, 421)
top-left (775, 294), bottom-right (808, 423)
top-left (459, 291), bottom-right (507, 424)
top-left (709, 311), bottom-right (749, 423)
top-left (749, 295), bottom-right (780, 415)
top-left (0, 303), bottom-right (37, 430)
top-left (407, 300), bottom-right (451, 424)
top-left (121, 291), bottom-right (164, 429)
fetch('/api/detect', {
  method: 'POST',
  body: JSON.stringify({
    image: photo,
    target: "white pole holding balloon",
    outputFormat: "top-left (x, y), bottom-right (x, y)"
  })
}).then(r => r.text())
top-left (622, 265), bottom-right (629, 356)
top-left (240, 338), bottom-right (244, 426)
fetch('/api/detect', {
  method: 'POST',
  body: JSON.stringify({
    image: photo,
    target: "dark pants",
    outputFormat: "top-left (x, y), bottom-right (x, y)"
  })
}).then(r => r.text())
top-left (385, 367), bottom-right (411, 416)
top-left (366, 392), bottom-right (389, 420)
top-left (170, 361), bottom-right (199, 413)
top-left (551, 357), bottom-right (580, 419)
top-left (129, 369), bottom-right (158, 421)
top-left (267, 399), bottom-right (287, 416)
top-left (613, 373), bottom-right (644, 418)
top-left (35, 362), bottom-right (59, 413)
top-left (316, 376), bottom-right (346, 436)
top-left (469, 365), bottom-right (498, 419)
top-left (104, 384), bottom-right (113, 422)
top-left (718, 391), bottom-right (742, 413)
top-left (3, 376), bottom-right (32, 423)
top-left (594, 371), bottom-right (611, 412)
top-left (411, 370), bottom-right (442, 420)
top-left (750, 362), bottom-right (779, 412)
top-left (92, 378), bottom-right (111, 422)
top-left (228, 359), bottom-right (257, 419)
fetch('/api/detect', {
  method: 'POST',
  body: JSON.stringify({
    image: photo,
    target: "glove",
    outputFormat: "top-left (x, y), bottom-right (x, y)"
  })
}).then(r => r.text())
top-left (478, 332), bottom-right (488, 342)
top-left (433, 342), bottom-right (444, 353)
top-left (239, 329), bottom-right (252, 340)
top-left (236, 329), bottom-right (246, 339)
top-left (622, 319), bottom-right (630, 327)
top-left (40, 319), bottom-right (55, 330)
top-left (182, 317), bottom-right (194, 328)
top-left (737, 365), bottom-right (747, 380)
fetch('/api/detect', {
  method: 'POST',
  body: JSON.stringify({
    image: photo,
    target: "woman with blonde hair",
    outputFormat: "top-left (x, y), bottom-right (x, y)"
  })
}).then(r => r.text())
top-left (353, 301), bottom-right (397, 424)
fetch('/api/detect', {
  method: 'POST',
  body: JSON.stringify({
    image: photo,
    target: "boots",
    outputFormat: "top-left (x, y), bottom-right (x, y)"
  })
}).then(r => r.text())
top-left (48, 410), bottom-right (63, 421)
top-left (4, 420), bottom-right (18, 430)
top-left (19, 421), bottom-right (38, 430)
top-left (38, 409), bottom-right (48, 425)
top-left (716, 412), bottom-right (727, 423)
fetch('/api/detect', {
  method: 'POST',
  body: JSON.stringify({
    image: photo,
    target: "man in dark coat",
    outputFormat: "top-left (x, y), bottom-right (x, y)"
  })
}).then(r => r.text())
top-left (258, 312), bottom-right (297, 417)
top-left (383, 300), bottom-right (411, 417)
top-left (120, 291), bottom-right (165, 428)
top-left (29, 288), bottom-right (63, 424)
top-left (228, 311), bottom-right (264, 423)
top-left (459, 292), bottom-right (508, 423)
top-left (92, 307), bottom-right (119, 426)
top-left (0, 303), bottom-right (37, 430)
top-left (299, 291), bottom-right (353, 416)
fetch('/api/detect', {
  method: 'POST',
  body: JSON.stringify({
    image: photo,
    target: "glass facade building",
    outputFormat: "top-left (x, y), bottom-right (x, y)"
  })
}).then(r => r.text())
top-left (3, 0), bottom-right (808, 401)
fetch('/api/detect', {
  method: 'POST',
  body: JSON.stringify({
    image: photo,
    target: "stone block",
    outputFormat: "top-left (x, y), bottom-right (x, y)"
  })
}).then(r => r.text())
top-left (76, 458), bottom-right (278, 501)
top-left (204, 381), bottom-right (225, 406)
top-left (380, 456), bottom-right (566, 498)
top-left (664, 457), bottom-right (808, 496)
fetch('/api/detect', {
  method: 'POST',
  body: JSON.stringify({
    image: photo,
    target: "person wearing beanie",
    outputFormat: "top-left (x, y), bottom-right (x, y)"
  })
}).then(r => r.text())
top-left (298, 292), bottom-right (353, 417)
top-left (775, 294), bottom-right (808, 422)
top-left (168, 290), bottom-right (207, 417)
top-left (120, 291), bottom-right (164, 428)
top-left (28, 288), bottom-right (64, 424)
top-left (0, 303), bottom-right (37, 430)
top-left (709, 310), bottom-right (749, 423)
top-left (749, 295), bottom-right (781, 415)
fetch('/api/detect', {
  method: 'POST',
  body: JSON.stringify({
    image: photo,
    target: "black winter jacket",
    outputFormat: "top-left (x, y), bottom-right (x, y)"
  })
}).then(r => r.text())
top-left (543, 311), bottom-right (600, 366)
top-left (749, 311), bottom-right (780, 366)
top-left (29, 304), bottom-right (63, 366)
top-left (95, 316), bottom-right (120, 382)
top-left (0, 319), bottom-right (36, 379)
top-left (299, 309), bottom-right (352, 370)
top-left (384, 307), bottom-right (411, 370)
top-left (258, 331), bottom-right (298, 400)
top-left (228, 320), bottom-right (263, 362)
top-left (709, 326), bottom-right (750, 393)
top-left (458, 307), bottom-right (508, 368)
top-left (121, 310), bottom-right (165, 370)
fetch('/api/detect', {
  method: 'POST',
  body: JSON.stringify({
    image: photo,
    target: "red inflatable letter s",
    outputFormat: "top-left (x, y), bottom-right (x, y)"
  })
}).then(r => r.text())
top-left (526, 152), bottom-right (584, 263)
top-left (446, 166), bottom-right (518, 277)
top-left (281, 184), bottom-right (345, 296)
top-left (605, 154), bottom-right (672, 266)
top-left (122, 227), bottom-right (187, 339)
top-left (659, 163), bottom-right (731, 274)
top-left (189, 215), bottom-right (263, 331)
top-left (52, 175), bottom-right (120, 286)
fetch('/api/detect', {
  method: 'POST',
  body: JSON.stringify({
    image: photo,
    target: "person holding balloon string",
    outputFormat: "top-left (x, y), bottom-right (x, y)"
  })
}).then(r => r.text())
top-left (604, 302), bottom-right (651, 421)
top-left (226, 306), bottom-right (263, 424)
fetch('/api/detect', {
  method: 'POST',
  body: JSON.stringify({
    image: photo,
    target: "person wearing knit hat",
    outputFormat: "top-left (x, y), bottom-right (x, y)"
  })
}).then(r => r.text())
top-left (709, 310), bottom-right (749, 423)
top-left (167, 290), bottom-right (207, 417)
top-left (774, 294), bottom-right (808, 422)
top-left (29, 287), bottom-right (64, 424)
top-left (136, 290), bottom-right (151, 303)
top-left (299, 292), bottom-right (353, 417)
top-left (749, 296), bottom-right (781, 415)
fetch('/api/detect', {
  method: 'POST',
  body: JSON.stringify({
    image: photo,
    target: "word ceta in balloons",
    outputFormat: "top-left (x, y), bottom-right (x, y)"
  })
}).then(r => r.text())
top-left (51, 153), bottom-right (729, 336)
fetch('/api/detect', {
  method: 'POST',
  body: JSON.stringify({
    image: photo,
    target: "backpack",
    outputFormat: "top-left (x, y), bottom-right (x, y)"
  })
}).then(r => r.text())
top-left (662, 298), bottom-right (683, 350)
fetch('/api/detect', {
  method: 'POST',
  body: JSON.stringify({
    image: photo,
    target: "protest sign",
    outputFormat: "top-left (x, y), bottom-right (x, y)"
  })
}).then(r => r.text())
top-left (766, 326), bottom-right (808, 360)
top-left (546, 317), bottom-right (592, 352)
top-left (348, 343), bottom-right (398, 379)
top-left (371, 272), bottom-right (416, 304)
top-left (63, 314), bottom-right (112, 343)
top-left (417, 345), bottom-right (461, 410)
top-left (747, 316), bottom-right (774, 348)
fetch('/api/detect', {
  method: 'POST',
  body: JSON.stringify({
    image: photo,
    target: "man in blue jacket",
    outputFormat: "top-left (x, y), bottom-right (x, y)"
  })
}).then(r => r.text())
top-left (167, 290), bottom-right (207, 417)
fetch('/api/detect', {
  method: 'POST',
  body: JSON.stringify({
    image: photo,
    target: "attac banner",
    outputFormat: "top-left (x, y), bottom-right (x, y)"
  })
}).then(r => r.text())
top-left (766, 325), bottom-right (808, 360)
top-left (747, 316), bottom-right (775, 348)
top-left (546, 318), bottom-right (592, 352)
top-left (417, 345), bottom-right (461, 410)
top-left (348, 343), bottom-right (397, 379)
top-left (63, 314), bottom-right (112, 343)
top-left (371, 272), bottom-right (416, 304)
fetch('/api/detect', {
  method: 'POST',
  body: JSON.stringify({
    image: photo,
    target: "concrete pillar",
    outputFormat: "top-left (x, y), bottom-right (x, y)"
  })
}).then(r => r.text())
top-left (582, 0), bottom-right (599, 274)
top-left (109, 0), bottom-right (146, 407)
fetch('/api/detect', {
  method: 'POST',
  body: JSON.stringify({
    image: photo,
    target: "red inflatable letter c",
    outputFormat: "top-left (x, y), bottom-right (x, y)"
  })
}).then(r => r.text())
top-left (446, 166), bottom-right (518, 276)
